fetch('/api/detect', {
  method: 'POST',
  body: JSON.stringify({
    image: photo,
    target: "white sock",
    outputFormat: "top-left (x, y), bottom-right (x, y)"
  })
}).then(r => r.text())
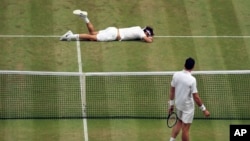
top-left (80, 15), bottom-right (90, 23)
top-left (84, 17), bottom-right (90, 23)
top-left (68, 34), bottom-right (79, 41)
top-left (169, 137), bottom-right (175, 141)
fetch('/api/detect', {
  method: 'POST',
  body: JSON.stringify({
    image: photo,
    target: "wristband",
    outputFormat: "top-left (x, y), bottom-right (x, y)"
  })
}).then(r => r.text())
top-left (199, 104), bottom-right (206, 111)
top-left (168, 100), bottom-right (174, 106)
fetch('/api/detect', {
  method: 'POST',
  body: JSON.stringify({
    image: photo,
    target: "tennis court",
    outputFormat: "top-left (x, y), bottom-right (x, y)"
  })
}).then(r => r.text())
top-left (1, 0), bottom-right (250, 141)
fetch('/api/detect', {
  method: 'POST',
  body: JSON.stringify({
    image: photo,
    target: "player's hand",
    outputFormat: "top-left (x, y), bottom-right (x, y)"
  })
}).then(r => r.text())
top-left (143, 36), bottom-right (153, 43)
top-left (148, 36), bottom-right (153, 41)
top-left (203, 110), bottom-right (210, 117)
top-left (168, 105), bottom-right (174, 114)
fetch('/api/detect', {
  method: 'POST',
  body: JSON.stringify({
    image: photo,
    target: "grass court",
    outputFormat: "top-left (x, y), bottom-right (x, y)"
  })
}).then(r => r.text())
top-left (1, 0), bottom-right (250, 141)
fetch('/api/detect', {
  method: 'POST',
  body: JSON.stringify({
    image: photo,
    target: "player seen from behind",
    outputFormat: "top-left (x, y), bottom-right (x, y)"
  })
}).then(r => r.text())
top-left (168, 57), bottom-right (210, 141)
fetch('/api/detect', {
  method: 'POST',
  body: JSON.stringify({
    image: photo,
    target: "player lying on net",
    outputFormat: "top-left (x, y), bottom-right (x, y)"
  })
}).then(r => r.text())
top-left (60, 10), bottom-right (154, 43)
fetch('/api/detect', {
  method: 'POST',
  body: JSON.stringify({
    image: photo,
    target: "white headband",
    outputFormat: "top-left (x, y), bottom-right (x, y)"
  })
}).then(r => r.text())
top-left (145, 29), bottom-right (151, 36)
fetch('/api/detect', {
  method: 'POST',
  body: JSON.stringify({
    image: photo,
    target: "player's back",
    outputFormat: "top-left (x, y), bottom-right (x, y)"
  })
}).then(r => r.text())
top-left (173, 70), bottom-right (197, 111)
top-left (119, 26), bottom-right (145, 41)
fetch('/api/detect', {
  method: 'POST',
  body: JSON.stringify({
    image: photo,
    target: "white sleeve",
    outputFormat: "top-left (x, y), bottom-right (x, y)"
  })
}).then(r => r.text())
top-left (191, 78), bottom-right (198, 94)
top-left (171, 74), bottom-right (176, 87)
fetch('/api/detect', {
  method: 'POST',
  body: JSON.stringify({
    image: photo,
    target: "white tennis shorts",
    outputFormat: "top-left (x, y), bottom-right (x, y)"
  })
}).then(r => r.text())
top-left (97, 27), bottom-right (118, 41)
top-left (176, 109), bottom-right (194, 123)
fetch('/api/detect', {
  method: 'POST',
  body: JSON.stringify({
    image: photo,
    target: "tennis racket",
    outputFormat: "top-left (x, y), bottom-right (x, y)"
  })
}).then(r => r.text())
top-left (167, 112), bottom-right (178, 128)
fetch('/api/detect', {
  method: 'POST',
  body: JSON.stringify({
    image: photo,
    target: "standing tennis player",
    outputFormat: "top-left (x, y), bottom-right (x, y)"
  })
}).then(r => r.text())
top-left (168, 57), bottom-right (210, 141)
top-left (60, 10), bottom-right (154, 43)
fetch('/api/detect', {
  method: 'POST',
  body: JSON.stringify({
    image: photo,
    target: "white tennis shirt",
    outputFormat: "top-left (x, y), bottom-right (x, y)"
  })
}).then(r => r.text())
top-left (119, 26), bottom-right (146, 41)
top-left (171, 70), bottom-right (198, 112)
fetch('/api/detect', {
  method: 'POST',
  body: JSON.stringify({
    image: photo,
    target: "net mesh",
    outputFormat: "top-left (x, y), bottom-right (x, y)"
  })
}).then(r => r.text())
top-left (0, 71), bottom-right (249, 120)
top-left (0, 73), bottom-right (83, 119)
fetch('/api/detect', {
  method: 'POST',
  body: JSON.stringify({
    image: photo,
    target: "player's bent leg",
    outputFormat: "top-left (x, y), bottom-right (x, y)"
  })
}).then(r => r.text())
top-left (79, 34), bottom-right (97, 41)
top-left (86, 22), bottom-right (98, 35)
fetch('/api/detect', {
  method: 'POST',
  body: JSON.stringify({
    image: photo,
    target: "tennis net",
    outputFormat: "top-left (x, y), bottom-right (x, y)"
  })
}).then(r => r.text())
top-left (0, 70), bottom-right (249, 120)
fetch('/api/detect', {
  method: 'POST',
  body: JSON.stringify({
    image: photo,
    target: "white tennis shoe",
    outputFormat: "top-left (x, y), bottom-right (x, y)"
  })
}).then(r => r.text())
top-left (60, 30), bottom-right (73, 41)
top-left (73, 10), bottom-right (88, 18)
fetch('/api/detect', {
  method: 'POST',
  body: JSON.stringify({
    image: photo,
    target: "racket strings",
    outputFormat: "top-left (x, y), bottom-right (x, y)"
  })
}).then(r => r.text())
top-left (168, 115), bottom-right (176, 124)
top-left (167, 113), bottom-right (177, 128)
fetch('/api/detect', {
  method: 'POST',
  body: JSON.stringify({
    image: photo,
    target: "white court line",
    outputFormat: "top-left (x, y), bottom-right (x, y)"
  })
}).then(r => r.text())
top-left (76, 40), bottom-right (89, 141)
top-left (1, 35), bottom-right (250, 38)
top-left (155, 35), bottom-right (250, 38)
top-left (0, 35), bottom-right (61, 38)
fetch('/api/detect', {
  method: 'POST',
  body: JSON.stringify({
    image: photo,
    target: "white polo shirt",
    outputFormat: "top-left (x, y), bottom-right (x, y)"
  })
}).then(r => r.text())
top-left (171, 70), bottom-right (198, 112)
top-left (119, 26), bottom-right (146, 41)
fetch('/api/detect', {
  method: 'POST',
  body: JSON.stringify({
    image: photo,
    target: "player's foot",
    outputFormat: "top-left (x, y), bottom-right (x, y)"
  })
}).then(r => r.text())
top-left (60, 30), bottom-right (73, 41)
top-left (73, 10), bottom-right (88, 18)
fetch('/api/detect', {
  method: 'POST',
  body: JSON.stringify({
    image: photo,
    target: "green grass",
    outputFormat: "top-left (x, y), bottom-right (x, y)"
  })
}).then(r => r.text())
top-left (1, 0), bottom-right (250, 141)
top-left (0, 119), bottom-right (84, 141)
top-left (1, 119), bottom-right (250, 141)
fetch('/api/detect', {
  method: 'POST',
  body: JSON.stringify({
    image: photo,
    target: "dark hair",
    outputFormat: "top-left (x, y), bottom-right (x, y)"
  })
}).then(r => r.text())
top-left (184, 57), bottom-right (195, 70)
top-left (143, 26), bottom-right (154, 36)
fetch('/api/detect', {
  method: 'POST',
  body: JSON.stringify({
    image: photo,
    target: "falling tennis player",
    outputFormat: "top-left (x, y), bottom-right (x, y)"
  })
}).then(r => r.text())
top-left (60, 10), bottom-right (154, 43)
